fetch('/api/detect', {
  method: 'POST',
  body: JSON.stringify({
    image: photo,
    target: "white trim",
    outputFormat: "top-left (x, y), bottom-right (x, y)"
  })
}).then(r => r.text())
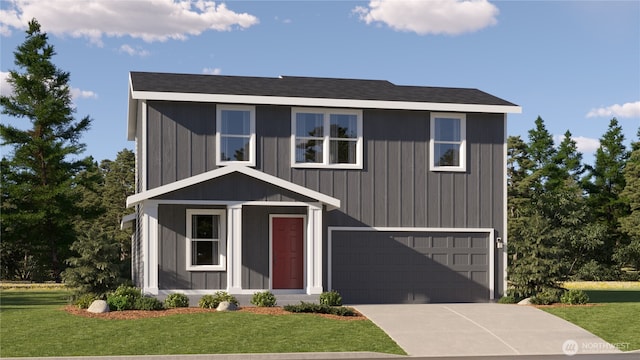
top-left (186, 209), bottom-right (227, 271)
top-left (307, 205), bottom-right (323, 294)
top-left (120, 213), bottom-right (136, 230)
top-left (228, 204), bottom-right (243, 293)
top-left (130, 90), bottom-right (522, 114)
top-left (126, 165), bottom-right (341, 210)
top-left (269, 214), bottom-right (307, 291)
top-left (216, 104), bottom-right (256, 166)
top-left (291, 108), bottom-right (363, 169)
top-left (502, 113), bottom-right (509, 296)
top-left (141, 101), bottom-right (147, 192)
top-left (327, 226), bottom-right (496, 300)
top-left (430, 113), bottom-right (467, 172)
top-left (143, 202), bottom-right (159, 295)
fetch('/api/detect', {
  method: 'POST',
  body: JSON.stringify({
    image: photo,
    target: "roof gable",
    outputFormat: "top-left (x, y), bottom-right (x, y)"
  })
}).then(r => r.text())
top-left (126, 165), bottom-right (341, 210)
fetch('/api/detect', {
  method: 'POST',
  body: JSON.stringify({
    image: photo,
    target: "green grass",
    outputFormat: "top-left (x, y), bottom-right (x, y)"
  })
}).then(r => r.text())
top-left (542, 283), bottom-right (640, 351)
top-left (0, 290), bottom-right (405, 357)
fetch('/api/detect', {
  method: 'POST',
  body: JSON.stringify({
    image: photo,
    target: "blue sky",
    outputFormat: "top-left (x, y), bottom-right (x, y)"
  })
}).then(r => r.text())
top-left (1, 0), bottom-right (639, 165)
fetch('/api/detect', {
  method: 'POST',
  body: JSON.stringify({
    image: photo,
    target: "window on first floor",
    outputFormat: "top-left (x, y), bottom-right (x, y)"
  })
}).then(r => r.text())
top-left (430, 113), bottom-right (466, 172)
top-left (216, 105), bottom-right (256, 166)
top-left (186, 209), bottom-right (226, 271)
top-left (291, 108), bottom-right (363, 168)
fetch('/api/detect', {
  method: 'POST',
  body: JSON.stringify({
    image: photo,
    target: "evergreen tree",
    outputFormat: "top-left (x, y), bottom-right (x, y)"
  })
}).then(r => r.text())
top-left (617, 128), bottom-right (640, 271)
top-left (0, 19), bottom-right (93, 281)
top-left (63, 149), bottom-right (135, 291)
top-left (584, 118), bottom-right (630, 270)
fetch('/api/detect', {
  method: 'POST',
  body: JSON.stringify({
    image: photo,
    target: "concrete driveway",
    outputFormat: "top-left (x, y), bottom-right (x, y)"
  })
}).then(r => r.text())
top-left (353, 304), bottom-right (623, 357)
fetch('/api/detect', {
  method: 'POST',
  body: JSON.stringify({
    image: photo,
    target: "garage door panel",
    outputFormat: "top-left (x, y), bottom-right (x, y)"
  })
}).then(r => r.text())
top-left (332, 231), bottom-right (491, 304)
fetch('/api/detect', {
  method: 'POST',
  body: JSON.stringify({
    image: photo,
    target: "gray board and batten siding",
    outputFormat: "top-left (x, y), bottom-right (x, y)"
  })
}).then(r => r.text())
top-left (132, 72), bottom-right (516, 303)
top-left (145, 101), bottom-right (505, 231)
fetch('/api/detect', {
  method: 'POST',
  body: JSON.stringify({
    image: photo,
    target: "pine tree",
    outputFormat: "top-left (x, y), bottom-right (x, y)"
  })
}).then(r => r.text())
top-left (584, 118), bottom-right (630, 271)
top-left (0, 19), bottom-right (93, 281)
top-left (617, 128), bottom-right (640, 271)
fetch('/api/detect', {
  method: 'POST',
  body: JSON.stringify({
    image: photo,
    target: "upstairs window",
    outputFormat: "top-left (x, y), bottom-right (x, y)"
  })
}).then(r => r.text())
top-left (292, 108), bottom-right (362, 169)
top-left (216, 105), bottom-right (255, 166)
top-left (430, 113), bottom-right (466, 172)
top-left (186, 209), bottom-right (226, 271)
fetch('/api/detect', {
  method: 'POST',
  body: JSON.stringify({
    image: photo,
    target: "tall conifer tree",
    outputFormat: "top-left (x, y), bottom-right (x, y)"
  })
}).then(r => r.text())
top-left (0, 19), bottom-right (93, 281)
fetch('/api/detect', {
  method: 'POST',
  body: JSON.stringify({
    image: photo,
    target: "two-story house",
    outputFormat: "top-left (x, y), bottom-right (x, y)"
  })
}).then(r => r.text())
top-left (125, 72), bottom-right (521, 304)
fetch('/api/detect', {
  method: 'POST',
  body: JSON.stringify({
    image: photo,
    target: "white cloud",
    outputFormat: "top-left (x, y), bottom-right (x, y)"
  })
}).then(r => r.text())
top-left (554, 134), bottom-right (600, 154)
top-left (1, 71), bottom-right (13, 97)
top-left (573, 136), bottom-right (600, 153)
top-left (202, 67), bottom-right (222, 75)
top-left (119, 44), bottom-right (150, 57)
top-left (2, 71), bottom-right (96, 101)
top-left (353, 0), bottom-right (499, 35)
top-left (586, 101), bottom-right (640, 119)
top-left (0, 0), bottom-right (259, 45)
top-left (70, 87), bottom-right (98, 100)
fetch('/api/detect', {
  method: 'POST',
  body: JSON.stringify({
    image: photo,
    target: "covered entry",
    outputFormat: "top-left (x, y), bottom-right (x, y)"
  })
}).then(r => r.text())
top-left (329, 228), bottom-right (494, 304)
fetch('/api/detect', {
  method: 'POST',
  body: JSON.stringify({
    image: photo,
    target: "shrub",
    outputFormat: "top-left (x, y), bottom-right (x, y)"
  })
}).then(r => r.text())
top-left (250, 291), bottom-right (276, 307)
top-left (560, 289), bottom-right (589, 305)
top-left (74, 293), bottom-right (99, 309)
top-left (135, 296), bottom-right (165, 311)
top-left (497, 295), bottom-right (518, 304)
top-left (164, 293), bottom-right (189, 308)
top-left (530, 287), bottom-right (563, 305)
top-left (319, 290), bottom-right (342, 306)
top-left (199, 291), bottom-right (238, 309)
top-left (283, 302), bottom-right (356, 316)
top-left (106, 285), bottom-right (142, 311)
top-left (107, 295), bottom-right (130, 311)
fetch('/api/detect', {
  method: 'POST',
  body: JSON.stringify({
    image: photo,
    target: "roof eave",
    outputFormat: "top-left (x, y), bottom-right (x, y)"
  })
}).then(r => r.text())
top-left (130, 90), bottom-right (522, 114)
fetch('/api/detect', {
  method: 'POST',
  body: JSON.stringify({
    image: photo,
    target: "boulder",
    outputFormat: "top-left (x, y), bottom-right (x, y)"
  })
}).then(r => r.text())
top-left (216, 301), bottom-right (238, 312)
top-left (87, 300), bottom-right (110, 313)
top-left (517, 297), bottom-right (532, 305)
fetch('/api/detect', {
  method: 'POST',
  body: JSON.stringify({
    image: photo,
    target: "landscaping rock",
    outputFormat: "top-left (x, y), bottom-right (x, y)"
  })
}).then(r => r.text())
top-left (87, 300), bottom-right (109, 313)
top-left (518, 297), bottom-right (532, 305)
top-left (216, 301), bottom-right (238, 312)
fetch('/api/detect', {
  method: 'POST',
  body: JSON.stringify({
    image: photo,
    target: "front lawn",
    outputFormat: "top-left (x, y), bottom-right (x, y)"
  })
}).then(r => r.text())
top-left (542, 282), bottom-right (640, 351)
top-left (0, 290), bottom-right (405, 357)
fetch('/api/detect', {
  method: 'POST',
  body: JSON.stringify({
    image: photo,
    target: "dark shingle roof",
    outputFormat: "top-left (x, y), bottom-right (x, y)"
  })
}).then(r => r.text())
top-left (130, 71), bottom-right (517, 107)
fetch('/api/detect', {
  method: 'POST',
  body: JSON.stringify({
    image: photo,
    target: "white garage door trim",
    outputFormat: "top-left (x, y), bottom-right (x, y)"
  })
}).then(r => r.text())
top-left (328, 226), bottom-right (496, 300)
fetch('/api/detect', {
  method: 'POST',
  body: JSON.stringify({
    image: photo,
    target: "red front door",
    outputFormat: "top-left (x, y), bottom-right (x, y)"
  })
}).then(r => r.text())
top-left (272, 217), bottom-right (304, 289)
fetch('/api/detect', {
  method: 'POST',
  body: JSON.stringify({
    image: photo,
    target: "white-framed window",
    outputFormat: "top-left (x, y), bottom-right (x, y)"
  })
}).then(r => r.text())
top-left (186, 209), bottom-right (226, 271)
top-left (216, 105), bottom-right (256, 166)
top-left (430, 113), bottom-right (466, 172)
top-left (291, 108), bottom-right (363, 169)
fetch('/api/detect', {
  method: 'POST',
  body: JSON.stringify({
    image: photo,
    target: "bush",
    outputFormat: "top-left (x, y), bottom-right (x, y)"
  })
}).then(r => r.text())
top-left (497, 295), bottom-right (518, 304)
top-left (106, 285), bottom-right (142, 311)
top-left (164, 293), bottom-right (189, 308)
top-left (199, 291), bottom-right (238, 309)
top-left (250, 291), bottom-right (276, 307)
top-left (283, 302), bottom-right (357, 316)
top-left (135, 296), bottom-right (165, 311)
top-left (74, 293), bottom-right (99, 309)
top-left (572, 260), bottom-right (620, 281)
top-left (319, 290), bottom-right (342, 306)
top-left (107, 295), bottom-right (130, 311)
top-left (560, 289), bottom-right (589, 305)
top-left (530, 287), bottom-right (563, 305)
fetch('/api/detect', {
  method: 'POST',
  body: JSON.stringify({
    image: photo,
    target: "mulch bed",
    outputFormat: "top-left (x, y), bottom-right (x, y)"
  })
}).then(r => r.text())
top-left (63, 305), bottom-right (366, 321)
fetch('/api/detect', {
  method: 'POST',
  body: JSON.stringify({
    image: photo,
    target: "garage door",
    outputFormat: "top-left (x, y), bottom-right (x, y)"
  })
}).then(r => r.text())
top-left (331, 230), bottom-right (492, 304)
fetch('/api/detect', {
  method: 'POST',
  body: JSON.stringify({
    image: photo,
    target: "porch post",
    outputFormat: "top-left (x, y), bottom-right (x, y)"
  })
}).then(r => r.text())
top-left (142, 200), bottom-right (159, 295)
top-left (307, 203), bottom-right (323, 294)
top-left (227, 204), bottom-right (243, 293)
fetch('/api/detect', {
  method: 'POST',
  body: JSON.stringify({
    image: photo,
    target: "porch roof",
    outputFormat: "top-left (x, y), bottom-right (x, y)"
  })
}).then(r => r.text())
top-left (126, 165), bottom-right (341, 210)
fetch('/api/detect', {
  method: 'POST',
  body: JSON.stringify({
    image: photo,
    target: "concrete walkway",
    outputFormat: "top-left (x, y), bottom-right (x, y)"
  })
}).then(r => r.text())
top-left (353, 304), bottom-right (624, 357)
